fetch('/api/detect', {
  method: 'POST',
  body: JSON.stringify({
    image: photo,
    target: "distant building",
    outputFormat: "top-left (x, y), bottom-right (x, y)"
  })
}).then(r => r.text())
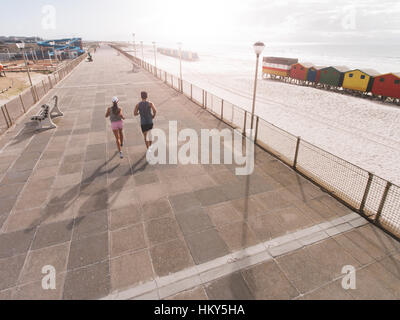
top-left (289, 62), bottom-right (314, 81)
top-left (318, 66), bottom-right (349, 87)
top-left (342, 69), bottom-right (379, 92)
top-left (371, 73), bottom-right (400, 99)
top-left (262, 57), bottom-right (298, 78)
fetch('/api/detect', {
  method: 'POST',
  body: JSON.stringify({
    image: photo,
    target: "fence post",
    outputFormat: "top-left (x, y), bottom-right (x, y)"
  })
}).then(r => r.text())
top-left (293, 136), bottom-right (301, 169)
top-left (221, 99), bottom-right (224, 120)
top-left (3, 104), bottom-right (12, 126)
top-left (164, 72), bottom-right (167, 83)
top-left (375, 181), bottom-right (392, 223)
top-left (19, 94), bottom-right (26, 113)
top-left (243, 111), bottom-right (247, 136)
top-left (1, 106), bottom-right (10, 128)
top-left (190, 84), bottom-right (193, 100)
top-left (254, 116), bottom-right (259, 142)
top-left (360, 172), bottom-right (373, 214)
top-left (171, 76), bottom-right (173, 88)
top-left (202, 90), bottom-right (205, 107)
top-left (48, 75), bottom-right (52, 89)
top-left (42, 80), bottom-right (46, 93)
top-left (31, 87), bottom-right (37, 103)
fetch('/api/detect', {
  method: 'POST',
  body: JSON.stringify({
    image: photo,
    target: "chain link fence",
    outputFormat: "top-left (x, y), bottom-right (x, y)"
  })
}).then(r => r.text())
top-left (112, 44), bottom-right (400, 240)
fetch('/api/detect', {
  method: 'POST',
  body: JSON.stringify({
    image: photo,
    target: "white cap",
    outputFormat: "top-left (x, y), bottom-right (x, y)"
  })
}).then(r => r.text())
top-left (112, 96), bottom-right (119, 103)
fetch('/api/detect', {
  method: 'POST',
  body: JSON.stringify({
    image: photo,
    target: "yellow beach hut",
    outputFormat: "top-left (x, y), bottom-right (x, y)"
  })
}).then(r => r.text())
top-left (342, 69), bottom-right (379, 92)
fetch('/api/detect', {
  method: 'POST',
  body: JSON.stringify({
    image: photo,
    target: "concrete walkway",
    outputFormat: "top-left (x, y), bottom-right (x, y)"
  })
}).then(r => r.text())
top-left (0, 45), bottom-right (400, 300)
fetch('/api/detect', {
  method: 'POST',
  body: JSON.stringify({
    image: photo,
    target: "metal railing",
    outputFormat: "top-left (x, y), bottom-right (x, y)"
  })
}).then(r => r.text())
top-left (0, 51), bottom-right (91, 135)
top-left (112, 44), bottom-right (400, 240)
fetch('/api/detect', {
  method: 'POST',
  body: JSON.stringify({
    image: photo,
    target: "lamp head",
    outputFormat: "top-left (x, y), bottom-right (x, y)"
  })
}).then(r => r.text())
top-left (253, 41), bottom-right (265, 56)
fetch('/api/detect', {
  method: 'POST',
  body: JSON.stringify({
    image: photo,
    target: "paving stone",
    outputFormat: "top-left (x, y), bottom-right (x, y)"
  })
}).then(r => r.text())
top-left (150, 239), bottom-right (194, 277)
top-left (0, 228), bottom-right (35, 259)
top-left (186, 174), bottom-right (217, 191)
top-left (14, 189), bottom-right (49, 211)
top-left (206, 203), bottom-right (243, 228)
top-left (160, 177), bottom-right (193, 195)
top-left (3, 208), bottom-right (44, 232)
top-left (75, 191), bottom-right (109, 215)
top-left (110, 250), bottom-right (153, 291)
top-left (58, 162), bottom-right (84, 175)
top-left (185, 228), bottom-right (229, 264)
top-left (242, 260), bottom-right (298, 299)
top-left (145, 217), bottom-right (182, 246)
top-left (176, 207), bottom-right (214, 235)
top-left (63, 260), bottom-right (110, 300)
top-left (0, 196), bottom-right (17, 216)
top-left (0, 254), bottom-right (27, 291)
top-left (254, 189), bottom-right (293, 212)
top-left (205, 272), bottom-right (254, 300)
top-left (110, 205), bottom-right (142, 231)
top-left (169, 192), bottom-right (202, 213)
top-left (32, 219), bottom-right (73, 250)
top-left (73, 210), bottom-right (108, 240)
top-left (142, 198), bottom-right (172, 221)
top-left (111, 224), bottom-right (147, 257)
top-left (230, 197), bottom-right (266, 218)
top-left (67, 232), bottom-right (108, 269)
top-left (53, 172), bottom-right (82, 189)
top-left (0, 183), bottom-right (24, 199)
top-left (194, 186), bottom-right (228, 207)
top-left (217, 221), bottom-right (259, 252)
top-left (134, 172), bottom-right (159, 186)
top-left (19, 242), bottom-right (69, 284)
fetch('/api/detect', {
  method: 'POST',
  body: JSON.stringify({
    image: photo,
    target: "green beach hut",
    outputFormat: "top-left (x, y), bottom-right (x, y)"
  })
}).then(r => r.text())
top-left (319, 66), bottom-right (349, 88)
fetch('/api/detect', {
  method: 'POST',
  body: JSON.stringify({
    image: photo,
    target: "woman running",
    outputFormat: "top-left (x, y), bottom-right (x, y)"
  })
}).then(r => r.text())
top-left (106, 96), bottom-right (125, 158)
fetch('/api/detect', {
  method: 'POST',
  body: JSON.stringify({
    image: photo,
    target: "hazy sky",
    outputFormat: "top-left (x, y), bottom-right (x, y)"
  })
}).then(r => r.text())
top-left (1, 0), bottom-right (399, 45)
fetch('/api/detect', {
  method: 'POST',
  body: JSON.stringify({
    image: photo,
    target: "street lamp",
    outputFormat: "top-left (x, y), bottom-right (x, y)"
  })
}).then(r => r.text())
top-left (16, 42), bottom-right (33, 87)
top-left (250, 41), bottom-right (265, 132)
top-left (152, 41), bottom-right (157, 72)
top-left (177, 42), bottom-right (183, 92)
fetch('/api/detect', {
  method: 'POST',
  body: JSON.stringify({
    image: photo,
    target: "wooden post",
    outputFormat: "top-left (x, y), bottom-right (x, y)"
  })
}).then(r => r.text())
top-left (360, 172), bottom-right (374, 214)
top-left (48, 75), bottom-right (52, 89)
top-left (221, 99), bottom-right (224, 120)
top-left (42, 80), bottom-right (46, 93)
top-left (190, 84), bottom-right (193, 100)
top-left (31, 87), bottom-right (37, 103)
top-left (375, 181), bottom-right (392, 223)
top-left (19, 94), bottom-right (26, 113)
top-left (293, 136), bottom-right (301, 169)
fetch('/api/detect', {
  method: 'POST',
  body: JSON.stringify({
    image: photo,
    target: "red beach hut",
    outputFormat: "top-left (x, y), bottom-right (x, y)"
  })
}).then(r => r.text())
top-left (371, 73), bottom-right (400, 99)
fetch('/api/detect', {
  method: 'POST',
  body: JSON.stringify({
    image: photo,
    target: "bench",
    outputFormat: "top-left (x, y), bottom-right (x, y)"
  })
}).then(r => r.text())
top-left (31, 95), bottom-right (63, 129)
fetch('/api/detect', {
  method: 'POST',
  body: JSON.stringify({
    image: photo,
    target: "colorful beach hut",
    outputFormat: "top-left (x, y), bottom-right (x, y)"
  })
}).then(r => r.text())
top-left (306, 66), bottom-right (326, 83)
top-left (342, 69), bottom-right (379, 92)
top-left (371, 73), bottom-right (400, 99)
top-left (318, 66), bottom-right (348, 87)
top-left (289, 63), bottom-right (314, 81)
top-left (262, 57), bottom-right (298, 78)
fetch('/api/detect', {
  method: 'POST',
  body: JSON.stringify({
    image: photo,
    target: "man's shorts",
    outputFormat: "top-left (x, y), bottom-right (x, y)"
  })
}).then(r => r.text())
top-left (141, 123), bottom-right (153, 133)
top-left (111, 120), bottom-right (123, 131)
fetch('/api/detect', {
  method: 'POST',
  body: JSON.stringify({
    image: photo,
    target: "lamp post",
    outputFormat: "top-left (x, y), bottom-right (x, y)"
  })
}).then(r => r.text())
top-left (152, 41), bottom-right (157, 74)
top-left (16, 42), bottom-right (33, 87)
top-left (250, 41), bottom-right (265, 132)
top-left (177, 42), bottom-right (183, 92)
top-left (132, 33), bottom-right (136, 58)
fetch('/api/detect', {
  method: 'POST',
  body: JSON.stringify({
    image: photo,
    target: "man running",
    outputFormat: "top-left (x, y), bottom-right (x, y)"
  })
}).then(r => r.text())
top-left (134, 91), bottom-right (157, 150)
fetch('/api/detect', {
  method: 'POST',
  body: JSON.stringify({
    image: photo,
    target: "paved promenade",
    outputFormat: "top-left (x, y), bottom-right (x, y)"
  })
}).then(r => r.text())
top-left (0, 45), bottom-right (400, 300)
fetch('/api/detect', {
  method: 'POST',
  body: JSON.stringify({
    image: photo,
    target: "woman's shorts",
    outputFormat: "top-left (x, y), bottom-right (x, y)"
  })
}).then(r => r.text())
top-left (141, 123), bottom-right (153, 133)
top-left (111, 120), bottom-right (123, 131)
